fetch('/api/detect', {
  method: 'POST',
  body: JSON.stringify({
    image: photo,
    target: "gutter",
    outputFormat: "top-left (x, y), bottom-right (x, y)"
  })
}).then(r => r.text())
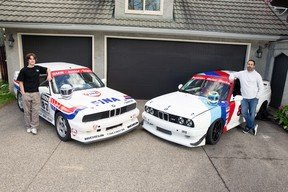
top-left (0, 22), bottom-right (284, 41)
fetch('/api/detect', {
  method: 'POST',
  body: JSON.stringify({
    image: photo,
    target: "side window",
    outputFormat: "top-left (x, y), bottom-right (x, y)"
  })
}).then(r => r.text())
top-left (39, 74), bottom-right (50, 95)
top-left (39, 74), bottom-right (48, 86)
top-left (232, 79), bottom-right (241, 96)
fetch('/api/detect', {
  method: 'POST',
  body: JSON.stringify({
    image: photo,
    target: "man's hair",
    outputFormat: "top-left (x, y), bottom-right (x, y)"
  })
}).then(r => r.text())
top-left (248, 59), bottom-right (255, 65)
top-left (25, 53), bottom-right (37, 62)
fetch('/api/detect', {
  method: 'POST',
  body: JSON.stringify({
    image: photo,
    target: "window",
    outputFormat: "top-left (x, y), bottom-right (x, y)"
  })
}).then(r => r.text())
top-left (39, 74), bottom-right (48, 86)
top-left (180, 78), bottom-right (230, 101)
top-left (51, 72), bottom-right (104, 94)
top-left (126, 0), bottom-right (163, 15)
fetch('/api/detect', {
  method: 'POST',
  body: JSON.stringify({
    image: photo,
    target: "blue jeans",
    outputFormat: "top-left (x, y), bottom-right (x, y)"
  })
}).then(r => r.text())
top-left (241, 98), bottom-right (258, 130)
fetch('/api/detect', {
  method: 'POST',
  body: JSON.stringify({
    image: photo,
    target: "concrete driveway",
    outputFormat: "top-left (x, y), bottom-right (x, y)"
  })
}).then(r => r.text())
top-left (0, 100), bottom-right (288, 192)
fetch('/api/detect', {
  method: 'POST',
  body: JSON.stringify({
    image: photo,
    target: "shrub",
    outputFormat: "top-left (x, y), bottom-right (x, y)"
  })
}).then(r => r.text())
top-left (275, 105), bottom-right (288, 130)
top-left (0, 81), bottom-right (15, 107)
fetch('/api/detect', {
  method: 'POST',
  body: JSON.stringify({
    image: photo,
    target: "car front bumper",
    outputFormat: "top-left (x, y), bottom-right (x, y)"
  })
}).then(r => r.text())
top-left (142, 112), bottom-right (207, 147)
top-left (70, 108), bottom-right (139, 143)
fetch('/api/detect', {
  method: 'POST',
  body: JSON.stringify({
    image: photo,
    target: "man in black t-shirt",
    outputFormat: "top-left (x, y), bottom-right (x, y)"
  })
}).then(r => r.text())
top-left (17, 53), bottom-right (52, 134)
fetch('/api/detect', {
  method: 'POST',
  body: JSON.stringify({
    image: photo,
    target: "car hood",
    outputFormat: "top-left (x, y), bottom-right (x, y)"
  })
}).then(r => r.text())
top-left (55, 87), bottom-right (135, 112)
top-left (146, 91), bottom-right (216, 119)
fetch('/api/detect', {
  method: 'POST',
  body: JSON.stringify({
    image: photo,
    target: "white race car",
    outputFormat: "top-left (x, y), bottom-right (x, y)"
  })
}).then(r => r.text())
top-left (14, 62), bottom-right (139, 143)
top-left (142, 70), bottom-right (271, 147)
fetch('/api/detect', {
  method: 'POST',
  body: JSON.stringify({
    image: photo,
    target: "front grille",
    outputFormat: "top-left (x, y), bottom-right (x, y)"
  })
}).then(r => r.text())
top-left (150, 109), bottom-right (179, 124)
top-left (82, 103), bottom-right (136, 122)
top-left (145, 106), bottom-right (194, 127)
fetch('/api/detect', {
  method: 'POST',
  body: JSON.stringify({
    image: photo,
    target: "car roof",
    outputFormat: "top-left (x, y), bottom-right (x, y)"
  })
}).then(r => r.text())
top-left (36, 62), bottom-right (88, 71)
top-left (193, 70), bottom-right (236, 84)
top-left (195, 70), bottom-right (236, 77)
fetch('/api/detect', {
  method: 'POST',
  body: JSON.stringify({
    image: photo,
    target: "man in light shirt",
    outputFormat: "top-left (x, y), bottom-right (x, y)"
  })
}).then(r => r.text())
top-left (229, 60), bottom-right (264, 135)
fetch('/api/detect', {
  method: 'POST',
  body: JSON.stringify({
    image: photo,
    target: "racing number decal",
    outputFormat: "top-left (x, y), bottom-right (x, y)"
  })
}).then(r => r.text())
top-left (41, 93), bottom-right (50, 112)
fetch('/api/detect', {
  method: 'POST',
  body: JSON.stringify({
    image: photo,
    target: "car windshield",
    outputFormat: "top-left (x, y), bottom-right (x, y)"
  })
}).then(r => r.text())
top-left (51, 72), bottom-right (104, 94)
top-left (179, 78), bottom-right (230, 100)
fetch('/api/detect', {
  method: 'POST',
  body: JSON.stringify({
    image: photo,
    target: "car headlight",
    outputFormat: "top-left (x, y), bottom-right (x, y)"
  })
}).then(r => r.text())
top-left (178, 117), bottom-right (184, 125)
top-left (145, 106), bottom-right (150, 113)
top-left (149, 108), bottom-right (154, 115)
top-left (185, 119), bottom-right (194, 127)
top-left (145, 106), bottom-right (154, 115)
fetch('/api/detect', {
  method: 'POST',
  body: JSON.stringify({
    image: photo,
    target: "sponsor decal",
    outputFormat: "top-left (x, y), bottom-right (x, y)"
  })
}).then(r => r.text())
top-left (92, 97), bottom-right (121, 106)
top-left (107, 128), bottom-right (125, 135)
top-left (124, 95), bottom-right (133, 104)
top-left (49, 97), bottom-right (86, 119)
top-left (51, 68), bottom-right (92, 77)
top-left (124, 95), bottom-right (132, 100)
top-left (41, 93), bottom-right (50, 112)
top-left (71, 128), bottom-right (77, 136)
top-left (83, 90), bottom-right (101, 97)
top-left (194, 74), bottom-right (230, 85)
top-left (164, 105), bottom-right (171, 111)
top-left (84, 134), bottom-right (104, 140)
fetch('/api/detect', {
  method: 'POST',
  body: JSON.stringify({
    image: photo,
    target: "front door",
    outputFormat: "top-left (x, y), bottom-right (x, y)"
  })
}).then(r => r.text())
top-left (270, 53), bottom-right (288, 108)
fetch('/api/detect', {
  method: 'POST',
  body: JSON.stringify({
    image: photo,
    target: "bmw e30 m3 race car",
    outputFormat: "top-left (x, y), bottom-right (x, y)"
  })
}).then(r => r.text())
top-left (14, 62), bottom-right (139, 143)
top-left (142, 70), bottom-right (271, 147)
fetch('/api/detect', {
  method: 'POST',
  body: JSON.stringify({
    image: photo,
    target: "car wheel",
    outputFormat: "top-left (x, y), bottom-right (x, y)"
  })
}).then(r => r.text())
top-left (206, 119), bottom-right (223, 145)
top-left (17, 92), bottom-right (24, 112)
top-left (256, 101), bottom-right (268, 120)
top-left (55, 112), bottom-right (71, 142)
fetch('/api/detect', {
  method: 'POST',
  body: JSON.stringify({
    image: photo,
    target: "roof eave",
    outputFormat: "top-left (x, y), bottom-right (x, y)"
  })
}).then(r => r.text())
top-left (0, 22), bottom-right (284, 41)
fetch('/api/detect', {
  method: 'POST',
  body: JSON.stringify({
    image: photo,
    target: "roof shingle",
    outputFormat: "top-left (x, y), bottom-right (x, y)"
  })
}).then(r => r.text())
top-left (0, 0), bottom-right (287, 36)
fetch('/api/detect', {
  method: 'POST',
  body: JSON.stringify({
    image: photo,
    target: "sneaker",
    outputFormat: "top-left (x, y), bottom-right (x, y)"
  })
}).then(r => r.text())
top-left (31, 128), bottom-right (37, 135)
top-left (26, 128), bottom-right (31, 133)
top-left (242, 127), bottom-right (250, 134)
top-left (252, 124), bottom-right (258, 136)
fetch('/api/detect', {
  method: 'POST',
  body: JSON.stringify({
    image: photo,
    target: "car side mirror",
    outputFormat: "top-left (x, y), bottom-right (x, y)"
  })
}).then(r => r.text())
top-left (178, 84), bottom-right (183, 90)
top-left (231, 95), bottom-right (243, 102)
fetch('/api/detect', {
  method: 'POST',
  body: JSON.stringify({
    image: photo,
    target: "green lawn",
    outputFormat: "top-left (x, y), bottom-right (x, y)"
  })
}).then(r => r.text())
top-left (0, 81), bottom-right (15, 108)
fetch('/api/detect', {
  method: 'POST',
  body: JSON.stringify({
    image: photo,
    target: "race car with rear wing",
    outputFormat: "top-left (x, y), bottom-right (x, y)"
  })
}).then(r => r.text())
top-left (142, 70), bottom-right (271, 147)
top-left (14, 62), bottom-right (139, 143)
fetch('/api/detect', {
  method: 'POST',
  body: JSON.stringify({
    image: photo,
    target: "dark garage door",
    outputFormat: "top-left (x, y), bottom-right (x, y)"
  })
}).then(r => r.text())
top-left (107, 38), bottom-right (246, 99)
top-left (22, 35), bottom-right (92, 68)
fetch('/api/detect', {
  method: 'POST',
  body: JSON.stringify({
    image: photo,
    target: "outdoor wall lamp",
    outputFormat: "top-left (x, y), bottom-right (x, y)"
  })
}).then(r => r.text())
top-left (8, 34), bottom-right (15, 47)
top-left (256, 46), bottom-right (263, 58)
top-left (256, 43), bottom-right (269, 58)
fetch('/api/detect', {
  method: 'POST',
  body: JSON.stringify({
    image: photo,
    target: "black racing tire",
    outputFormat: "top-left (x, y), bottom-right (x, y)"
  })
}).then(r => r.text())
top-left (206, 119), bottom-right (224, 145)
top-left (256, 101), bottom-right (268, 120)
top-left (17, 92), bottom-right (24, 112)
top-left (55, 112), bottom-right (71, 142)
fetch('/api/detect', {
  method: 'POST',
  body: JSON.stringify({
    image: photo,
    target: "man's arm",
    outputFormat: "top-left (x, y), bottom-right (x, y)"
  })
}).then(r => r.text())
top-left (46, 68), bottom-right (52, 81)
top-left (229, 71), bottom-right (240, 83)
top-left (256, 74), bottom-right (264, 99)
top-left (19, 81), bottom-right (25, 95)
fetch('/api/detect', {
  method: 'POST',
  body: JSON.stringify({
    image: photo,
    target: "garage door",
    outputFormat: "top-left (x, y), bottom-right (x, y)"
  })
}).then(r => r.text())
top-left (22, 35), bottom-right (92, 68)
top-left (107, 38), bottom-right (246, 99)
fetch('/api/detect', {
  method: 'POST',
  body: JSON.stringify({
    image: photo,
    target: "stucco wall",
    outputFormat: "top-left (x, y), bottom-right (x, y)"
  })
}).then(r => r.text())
top-left (4, 28), bottom-right (270, 97)
top-left (266, 41), bottom-right (288, 106)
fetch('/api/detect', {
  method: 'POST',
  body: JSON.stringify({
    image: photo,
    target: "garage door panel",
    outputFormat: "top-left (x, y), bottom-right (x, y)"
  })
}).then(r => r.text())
top-left (107, 38), bottom-right (246, 99)
top-left (22, 35), bottom-right (92, 68)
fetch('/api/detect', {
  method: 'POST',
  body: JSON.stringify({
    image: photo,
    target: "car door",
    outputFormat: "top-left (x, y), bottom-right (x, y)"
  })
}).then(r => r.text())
top-left (39, 74), bottom-right (53, 123)
top-left (225, 79), bottom-right (244, 130)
